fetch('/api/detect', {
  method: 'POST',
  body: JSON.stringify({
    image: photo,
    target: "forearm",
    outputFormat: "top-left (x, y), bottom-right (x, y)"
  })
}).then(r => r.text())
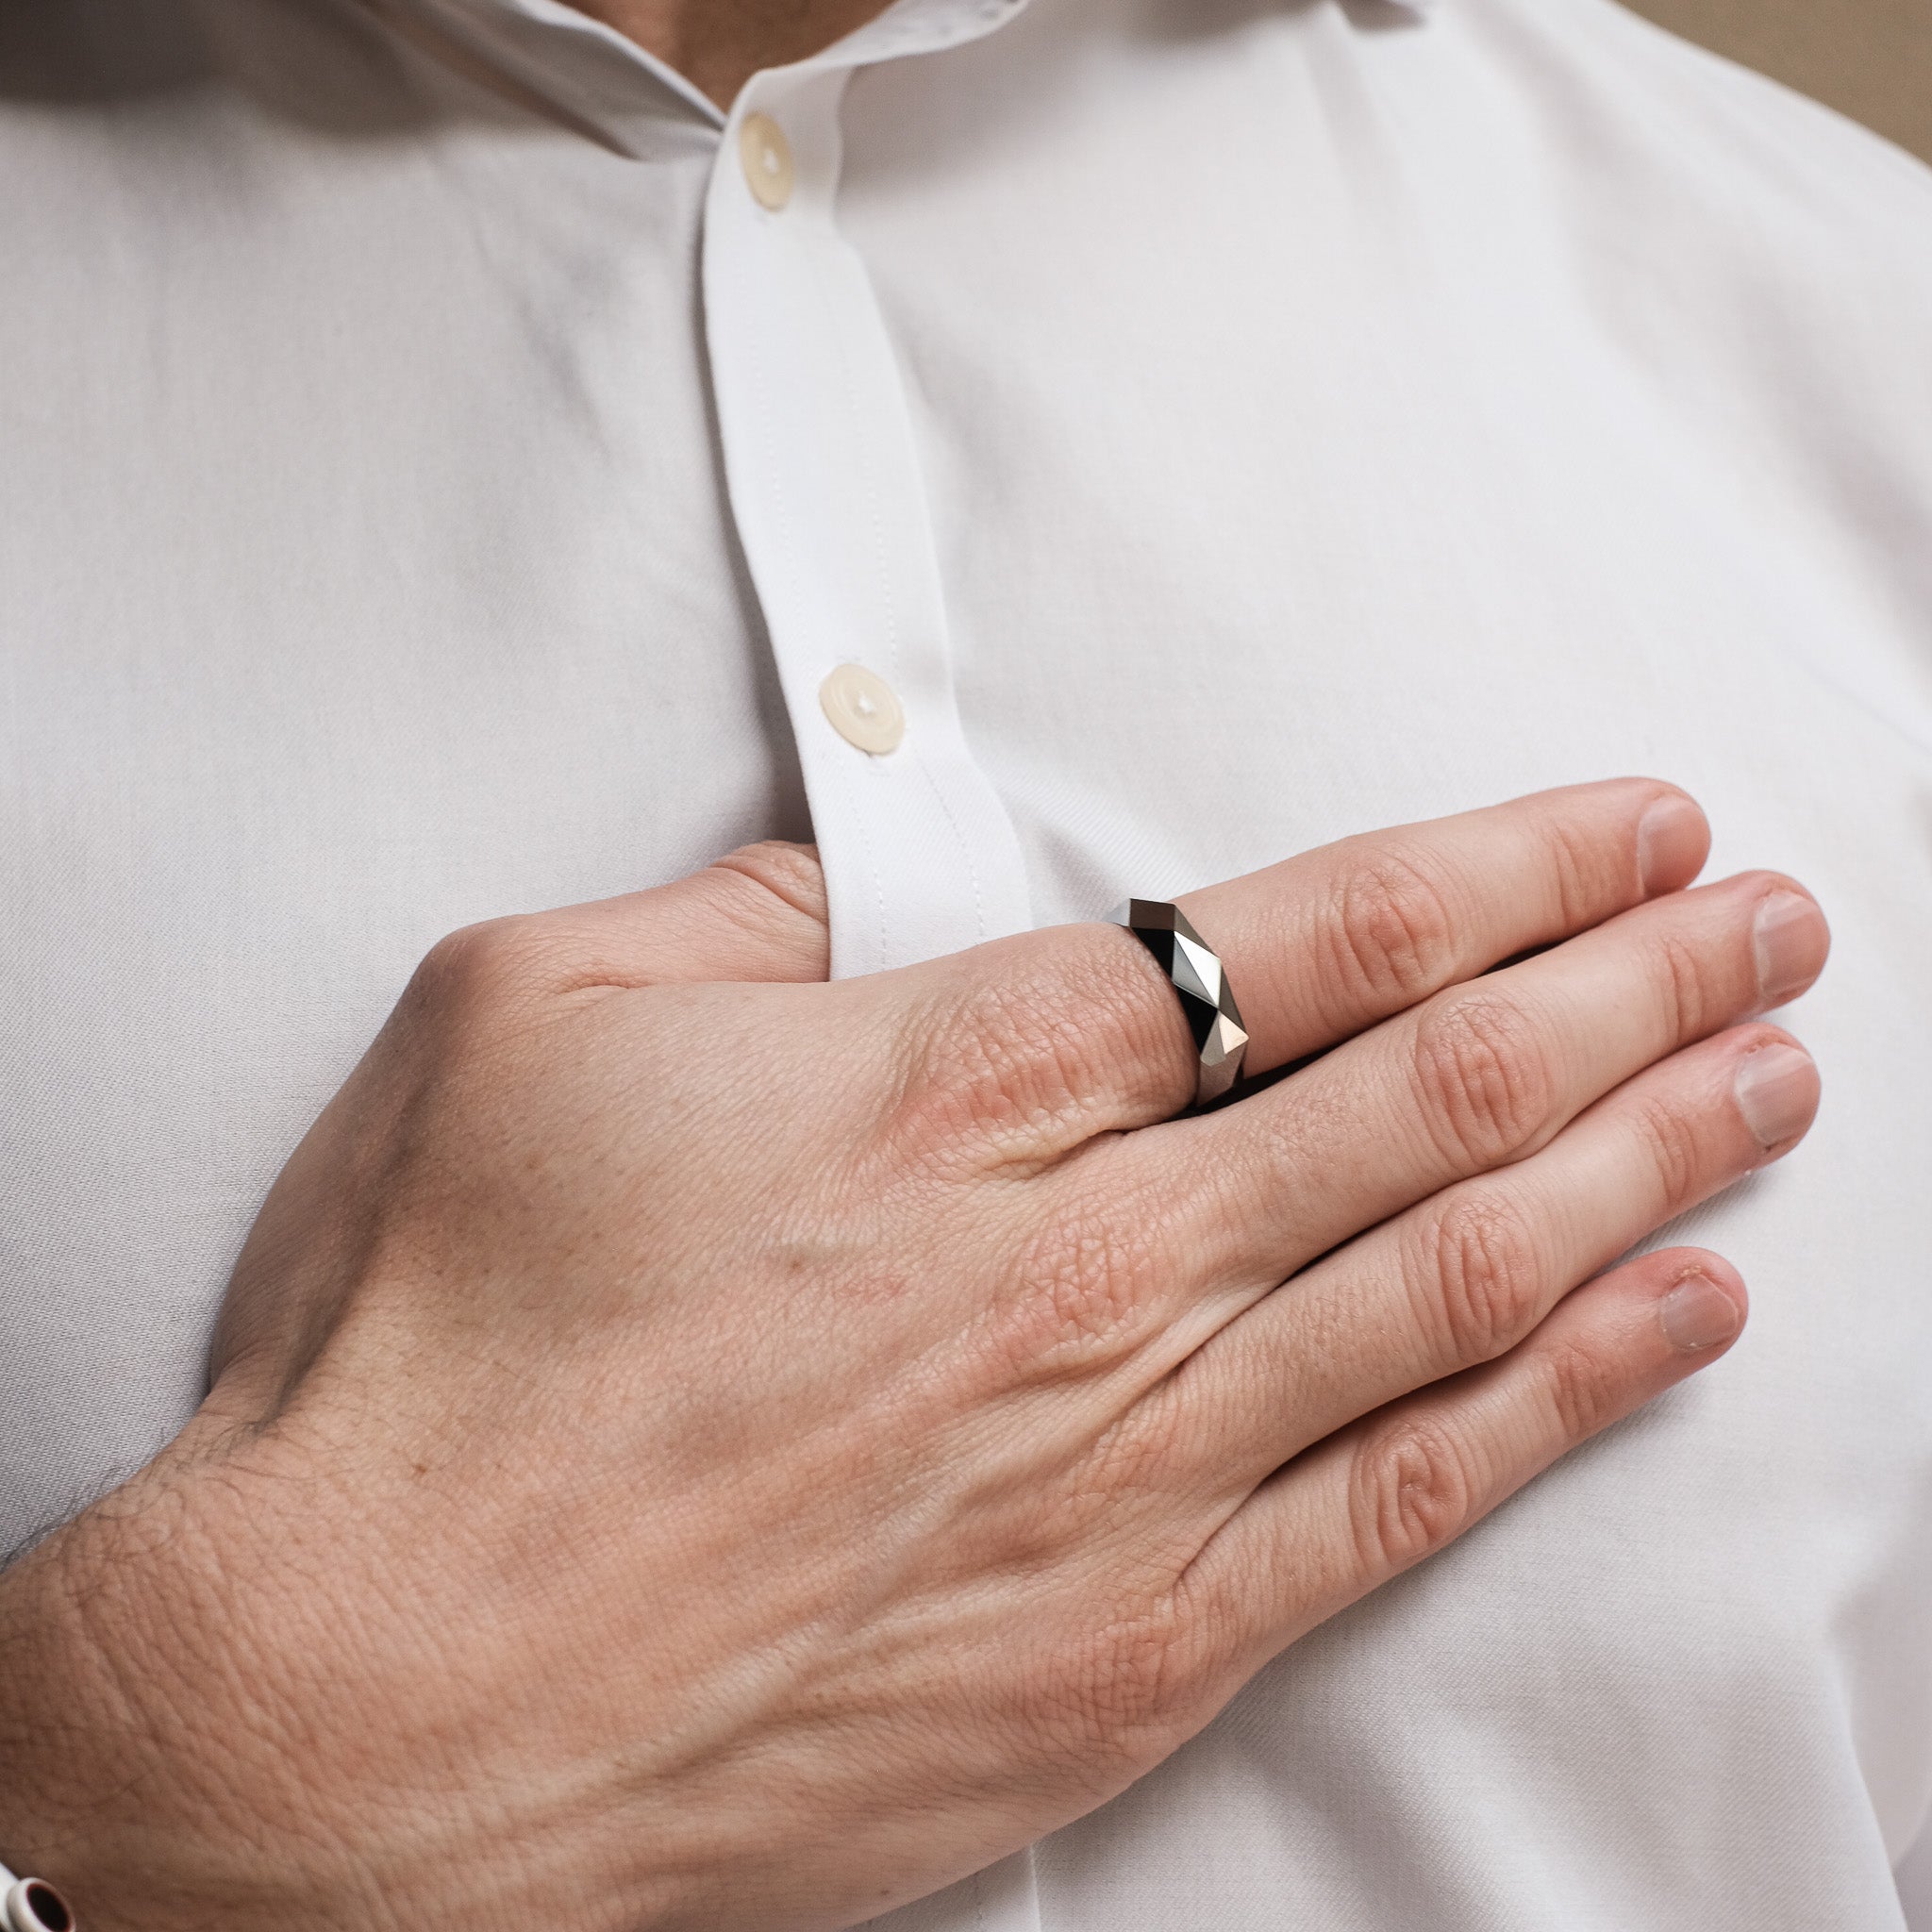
top-left (0, 1429), bottom-right (676, 1932)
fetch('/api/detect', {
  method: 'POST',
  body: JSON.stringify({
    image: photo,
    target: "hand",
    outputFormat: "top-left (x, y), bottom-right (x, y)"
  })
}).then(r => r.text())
top-left (0, 781), bottom-right (1826, 1931)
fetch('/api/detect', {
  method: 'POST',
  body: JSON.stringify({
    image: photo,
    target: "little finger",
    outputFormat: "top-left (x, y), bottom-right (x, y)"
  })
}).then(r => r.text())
top-left (1161, 1025), bottom-right (1813, 1500)
top-left (1179, 1246), bottom-right (1747, 1678)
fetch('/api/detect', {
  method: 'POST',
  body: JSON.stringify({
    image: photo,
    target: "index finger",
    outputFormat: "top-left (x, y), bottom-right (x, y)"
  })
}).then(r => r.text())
top-left (892, 779), bottom-right (1707, 1152)
top-left (1172, 776), bottom-right (1707, 1082)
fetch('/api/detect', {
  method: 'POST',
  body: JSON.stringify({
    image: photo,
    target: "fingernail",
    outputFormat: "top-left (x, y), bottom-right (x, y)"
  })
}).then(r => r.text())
top-left (1637, 793), bottom-right (1706, 895)
top-left (1733, 1041), bottom-right (1818, 1150)
top-left (1753, 891), bottom-right (1821, 1008)
top-left (1659, 1273), bottom-right (1742, 1354)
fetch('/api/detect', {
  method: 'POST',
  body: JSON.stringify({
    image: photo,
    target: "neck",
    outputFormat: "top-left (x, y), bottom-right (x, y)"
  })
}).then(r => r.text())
top-left (566, 0), bottom-right (896, 108)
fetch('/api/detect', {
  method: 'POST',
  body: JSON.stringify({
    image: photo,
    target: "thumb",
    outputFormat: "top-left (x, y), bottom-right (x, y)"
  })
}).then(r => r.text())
top-left (201, 842), bottom-right (830, 1418)
top-left (541, 840), bottom-right (831, 987)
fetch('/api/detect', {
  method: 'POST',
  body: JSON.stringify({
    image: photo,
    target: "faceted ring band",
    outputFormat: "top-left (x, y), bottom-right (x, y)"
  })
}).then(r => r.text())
top-left (1107, 899), bottom-right (1250, 1109)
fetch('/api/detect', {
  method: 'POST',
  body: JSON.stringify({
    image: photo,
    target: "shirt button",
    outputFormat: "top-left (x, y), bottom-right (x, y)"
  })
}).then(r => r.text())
top-left (819, 663), bottom-right (905, 755)
top-left (740, 112), bottom-right (794, 211)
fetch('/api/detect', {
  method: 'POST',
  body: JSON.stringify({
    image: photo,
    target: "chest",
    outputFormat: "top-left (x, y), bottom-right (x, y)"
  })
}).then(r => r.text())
top-left (3, 46), bottom-right (1931, 1909)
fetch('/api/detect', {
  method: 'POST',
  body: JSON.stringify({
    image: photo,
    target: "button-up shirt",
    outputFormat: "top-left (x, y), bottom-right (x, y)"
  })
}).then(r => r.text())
top-left (5, 0), bottom-right (1932, 1924)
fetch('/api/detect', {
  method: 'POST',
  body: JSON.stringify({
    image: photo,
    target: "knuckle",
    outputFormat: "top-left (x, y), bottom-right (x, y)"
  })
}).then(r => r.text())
top-left (1041, 1594), bottom-right (1198, 1767)
top-left (1349, 1416), bottom-right (1481, 1576)
top-left (1649, 927), bottom-right (1711, 1042)
top-left (1627, 1088), bottom-right (1704, 1214)
top-left (896, 975), bottom-right (1095, 1168)
top-left (1062, 924), bottom-right (1198, 1114)
top-left (1543, 810), bottom-right (1616, 929)
top-left (1408, 991), bottom-right (1554, 1168)
top-left (896, 929), bottom-right (1178, 1164)
top-left (706, 840), bottom-right (829, 932)
top-left (1326, 847), bottom-right (1461, 1007)
top-left (993, 1198), bottom-right (1166, 1374)
top-left (409, 915), bottom-right (553, 1020)
top-left (1418, 1189), bottom-right (1547, 1363)
top-left (1541, 1337), bottom-right (1625, 1441)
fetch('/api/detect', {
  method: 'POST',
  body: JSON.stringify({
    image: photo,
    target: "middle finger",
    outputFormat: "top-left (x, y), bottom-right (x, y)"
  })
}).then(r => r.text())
top-left (1163, 1018), bottom-right (1817, 1500)
top-left (1092, 868), bottom-right (1827, 1304)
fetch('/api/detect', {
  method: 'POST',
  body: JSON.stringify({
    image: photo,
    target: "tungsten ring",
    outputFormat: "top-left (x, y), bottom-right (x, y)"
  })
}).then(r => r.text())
top-left (1107, 899), bottom-right (1249, 1109)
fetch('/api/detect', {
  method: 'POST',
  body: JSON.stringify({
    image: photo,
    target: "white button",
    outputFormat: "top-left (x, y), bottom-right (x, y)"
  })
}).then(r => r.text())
top-left (819, 663), bottom-right (905, 755)
top-left (739, 112), bottom-right (794, 212)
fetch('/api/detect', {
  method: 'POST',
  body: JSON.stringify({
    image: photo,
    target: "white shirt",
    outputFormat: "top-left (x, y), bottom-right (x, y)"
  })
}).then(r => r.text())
top-left (5, 0), bottom-right (1932, 1924)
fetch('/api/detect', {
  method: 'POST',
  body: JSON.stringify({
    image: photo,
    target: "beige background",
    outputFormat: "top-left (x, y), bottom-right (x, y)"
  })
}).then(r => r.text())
top-left (1621, 0), bottom-right (1932, 164)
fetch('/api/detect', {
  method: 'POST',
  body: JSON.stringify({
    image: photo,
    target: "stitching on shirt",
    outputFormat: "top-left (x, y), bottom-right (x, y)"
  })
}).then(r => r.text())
top-left (738, 202), bottom-right (890, 973)
top-left (808, 96), bottom-right (896, 971)
top-left (921, 754), bottom-right (989, 943)
top-left (823, 198), bottom-right (993, 955)
top-left (864, 773), bottom-right (889, 972)
top-left (827, 225), bottom-right (904, 965)
top-left (822, 214), bottom-right (909, 744)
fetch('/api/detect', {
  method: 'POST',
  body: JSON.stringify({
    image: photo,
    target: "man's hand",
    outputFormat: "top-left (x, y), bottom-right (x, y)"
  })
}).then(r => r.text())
top-left (0, 781), bottom-right (1826, 1931)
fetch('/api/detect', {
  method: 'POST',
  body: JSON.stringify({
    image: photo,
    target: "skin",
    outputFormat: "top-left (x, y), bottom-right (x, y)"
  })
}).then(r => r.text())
top-left (0, 780), bottom-right (1826, 1928)
top-left (568, 0), bottom-right (899, 107)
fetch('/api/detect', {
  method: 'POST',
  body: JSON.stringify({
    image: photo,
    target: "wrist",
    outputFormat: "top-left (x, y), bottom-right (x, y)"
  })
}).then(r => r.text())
top-left (0, 1445), bottom-right (314, 1932)
top-left (0, 1422), bottom-right (635, 1932)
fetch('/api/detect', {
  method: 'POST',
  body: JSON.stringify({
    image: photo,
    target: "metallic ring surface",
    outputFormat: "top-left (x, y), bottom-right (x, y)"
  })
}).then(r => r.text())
top-left (1107, 899), bottom-right (1250, 1109)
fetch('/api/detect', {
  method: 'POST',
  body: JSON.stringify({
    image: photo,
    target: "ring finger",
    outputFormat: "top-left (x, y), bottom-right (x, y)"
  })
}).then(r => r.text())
top-left (1094, 867), bottom-right (1828, 1310)
top-left (1158, 1021), bottom-right (1817, 1502)
top-left (1177, 1241), bottom-right (1751, 1686)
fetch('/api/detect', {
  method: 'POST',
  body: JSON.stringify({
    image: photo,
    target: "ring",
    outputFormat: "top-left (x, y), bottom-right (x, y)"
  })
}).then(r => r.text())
top-left (1107, 899), bottom-right (1250, 1108)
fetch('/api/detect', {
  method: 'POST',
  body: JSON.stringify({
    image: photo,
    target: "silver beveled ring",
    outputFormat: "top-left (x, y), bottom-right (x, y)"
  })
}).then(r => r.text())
top-left (1107, 899), bottom-right (1250, 1109)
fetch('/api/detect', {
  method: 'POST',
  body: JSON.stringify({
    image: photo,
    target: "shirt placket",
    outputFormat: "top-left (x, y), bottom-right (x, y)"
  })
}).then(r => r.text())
top-left (701, 38), bottom-right (1034, 980)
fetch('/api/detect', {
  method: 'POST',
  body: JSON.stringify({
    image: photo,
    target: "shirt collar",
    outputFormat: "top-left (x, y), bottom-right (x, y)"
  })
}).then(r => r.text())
top-left (367, 0), bottom-right (1036, 156)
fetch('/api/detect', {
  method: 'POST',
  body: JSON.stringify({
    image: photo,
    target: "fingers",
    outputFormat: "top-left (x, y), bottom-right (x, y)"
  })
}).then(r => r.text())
top-left (1160, 1023), bottom-right (1815, 1500)
top-left (1127, 866), bottom-right (1828, 1293)
top-left (907, 779), bottom-right (1708, 1147)
top-left (1181, 1246), bottom-right (1747, 1673)
top-left (1174, 777), bottom-right (1708, 1077)
top-left (525, 841), bottom-right (831, 989)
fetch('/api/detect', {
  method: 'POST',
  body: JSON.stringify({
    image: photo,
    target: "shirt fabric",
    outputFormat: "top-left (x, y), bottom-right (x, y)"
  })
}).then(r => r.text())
top-left (4, 0), bottom-right (1932, 1924)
